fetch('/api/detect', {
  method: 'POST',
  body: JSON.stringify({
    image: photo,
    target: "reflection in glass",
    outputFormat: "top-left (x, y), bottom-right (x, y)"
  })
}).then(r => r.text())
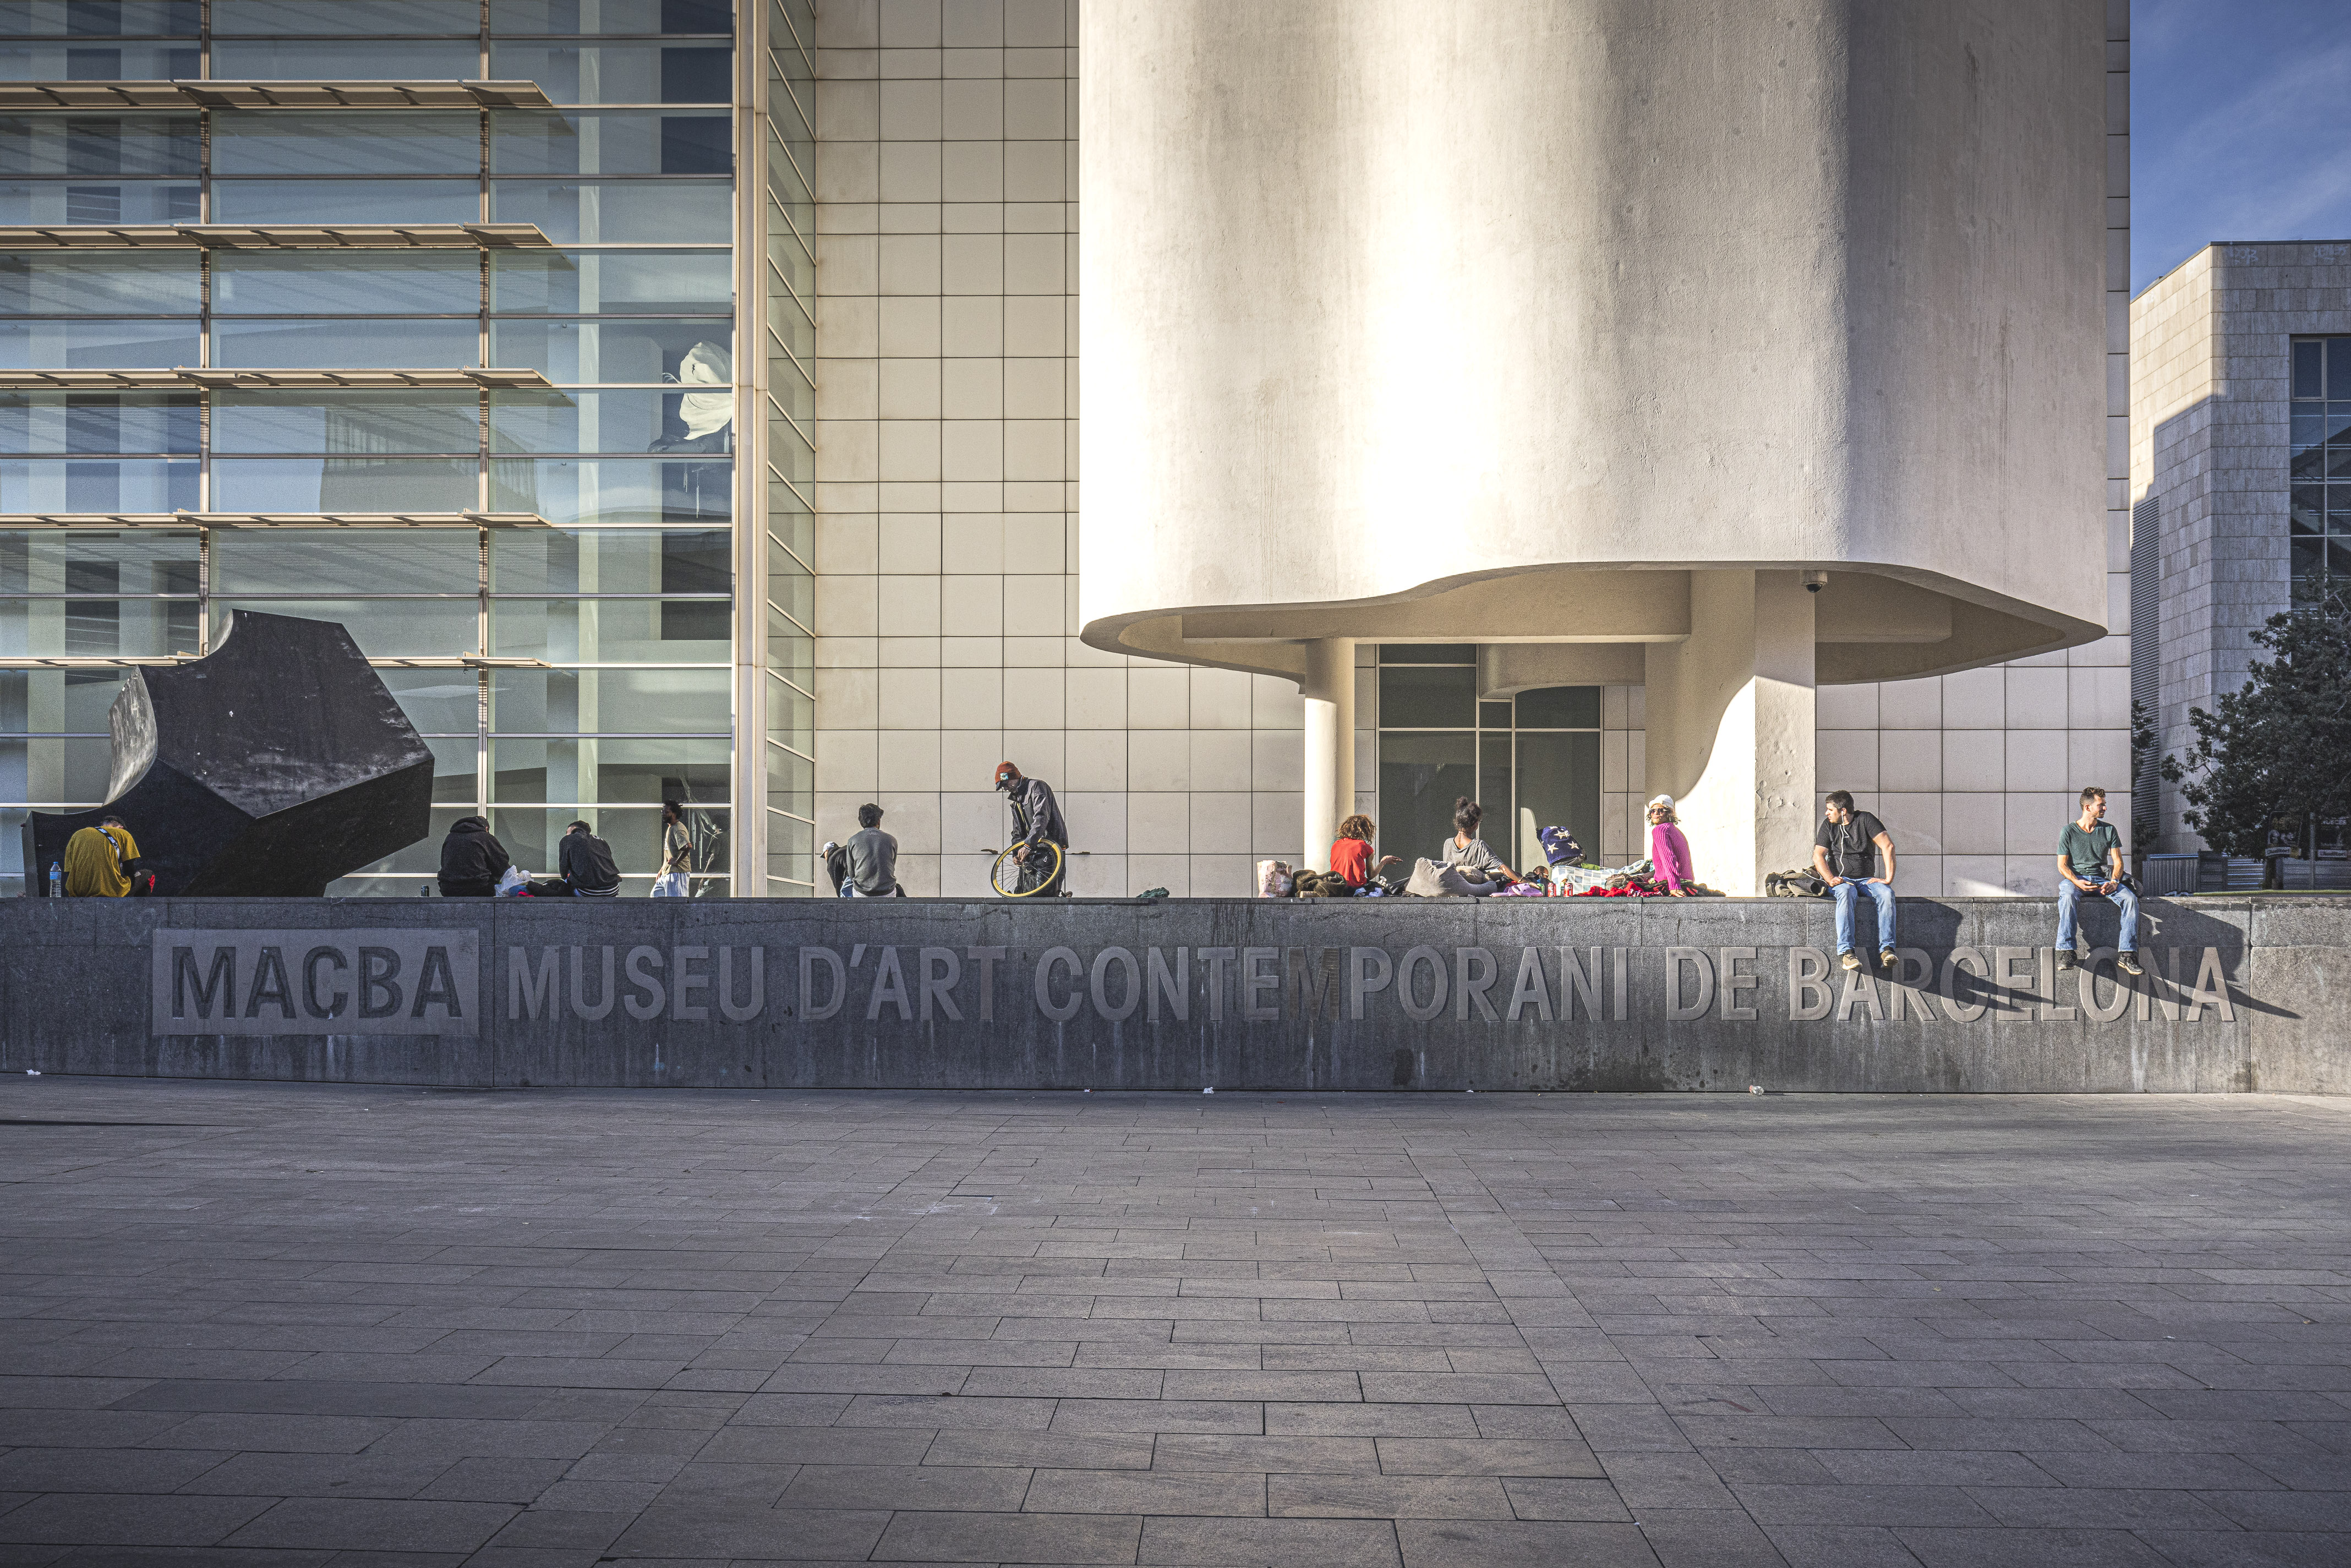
top-left (212, 179), bottom-right (481, 226)
top-left (210, 455), bottom-right (478, 512)
top-left (0, 392), bottom-right (199, 454)
top-left (489, 598), bottom-right (727, 662)
top-left (490, 248), bottom-right (731, 314)
top-left (378, 668), bottom-right (482, 735)
top-left (490, 317), bottom-right (734, 383)
top-left (489, 178), bottom-right (731, 244)
top-left (213, 318), bottom-right (481, 371)
top-left (213, 250), bottom-right (479, 316)
top-left (1377, 731), bottom-right (1475, 867)
top-left (490, 738), bottom-right (730, 804)
top-left (490, 456), bottom-right (729, 527)
top-left (211, 529), bottom-right (478, 593)
top-left (0, 179), bottom-right (199, 223)
top-left (0, 114), bottom-right (201, 177)
top-left (0, 319), bottom-right (199, 369)
top-left (490, 0), bottom-right (732, 35)
top-left (212, 0), bottom-right (480, 34)
top-left (1, 599), bottom-right (198, 657)
top-left (1, 250), bottom-right (202, 313)
top-left (490, 664), bottom-right (728, 733)
top-left (212, 111), bottom-right (479, 176)
top-left (0, 43), bottom-right (201, 79)
top-left (493, 527), bottom-right (725, 593)
top-left (209, 39), bottom-right (479, 77)
top-left (212, 391), bottom-right (477, 454)
top-left (490, 42), bottom-right (732, 103)
top-left (1514, 731), bottom-right (1600, 870)
top-left (0, 456), bottom-right (196, 510)
top-left (491, 110), bottom-right (731, 175)
top-left (211, 597), bottom-right (477, 655)
top-left (1377, 664), bottom-right (1477, 729)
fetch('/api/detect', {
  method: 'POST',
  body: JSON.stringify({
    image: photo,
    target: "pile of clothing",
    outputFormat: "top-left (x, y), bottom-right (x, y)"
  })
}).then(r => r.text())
top-left (1260, 826), bottom-right (1690, 900)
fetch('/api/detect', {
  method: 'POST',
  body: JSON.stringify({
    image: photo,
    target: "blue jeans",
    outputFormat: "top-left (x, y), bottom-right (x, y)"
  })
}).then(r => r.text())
top-left (2058, 880), bottom-right (2139, 954)
top-left (1831, 879), bottom-right (1896, 955)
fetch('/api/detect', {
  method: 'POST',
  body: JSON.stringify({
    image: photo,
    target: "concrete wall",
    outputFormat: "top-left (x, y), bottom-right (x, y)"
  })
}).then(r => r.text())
top-left (1076, 0), bottom-right (2113, 675)
top-left (6, 895), bottom-right (2342, 1095)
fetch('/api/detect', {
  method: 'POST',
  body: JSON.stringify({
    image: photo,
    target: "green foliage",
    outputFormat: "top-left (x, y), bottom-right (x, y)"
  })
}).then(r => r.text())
top-left (2159, 603), bottom-right (2351, 856)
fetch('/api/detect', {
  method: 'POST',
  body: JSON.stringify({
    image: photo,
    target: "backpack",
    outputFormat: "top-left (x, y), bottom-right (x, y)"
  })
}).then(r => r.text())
top-left (1765, 867), bottom-right (1828, 898)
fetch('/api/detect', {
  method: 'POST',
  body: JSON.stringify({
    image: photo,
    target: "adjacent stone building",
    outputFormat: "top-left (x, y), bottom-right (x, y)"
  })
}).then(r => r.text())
top-left (2131, 241), bottom-right (2351, 860)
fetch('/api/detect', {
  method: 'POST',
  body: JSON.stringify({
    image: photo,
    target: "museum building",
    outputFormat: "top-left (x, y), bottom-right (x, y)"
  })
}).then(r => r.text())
top-left (2, 0), bottom-right (2128, 900)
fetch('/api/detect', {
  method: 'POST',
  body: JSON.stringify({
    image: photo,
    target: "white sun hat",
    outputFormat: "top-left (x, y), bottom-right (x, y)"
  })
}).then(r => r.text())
top-left (1647, 794), bottom-right (1675, 812)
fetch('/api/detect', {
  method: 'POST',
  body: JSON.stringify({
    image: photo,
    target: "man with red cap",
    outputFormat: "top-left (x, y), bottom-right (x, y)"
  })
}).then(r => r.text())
top-left (994, 761), bottom-right (1068, 896)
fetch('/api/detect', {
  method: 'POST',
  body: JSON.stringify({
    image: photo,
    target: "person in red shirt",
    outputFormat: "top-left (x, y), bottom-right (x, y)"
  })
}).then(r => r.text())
top-left (1330, 814), bottom-right (1402, 892)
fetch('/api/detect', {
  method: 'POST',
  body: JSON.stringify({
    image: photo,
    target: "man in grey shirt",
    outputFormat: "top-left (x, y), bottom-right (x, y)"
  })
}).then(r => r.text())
top-left (842, 802), bottom-right (899, 898)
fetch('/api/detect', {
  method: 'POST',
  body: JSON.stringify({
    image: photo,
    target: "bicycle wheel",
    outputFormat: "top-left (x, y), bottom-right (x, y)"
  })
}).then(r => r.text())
top-left (990, 841), bottom-right (1064, 897)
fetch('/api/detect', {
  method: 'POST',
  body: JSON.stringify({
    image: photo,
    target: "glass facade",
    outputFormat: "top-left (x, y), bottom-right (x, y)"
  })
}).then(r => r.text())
top-left (2289, 336), bottom-right (2351, 611)
top-left (1, 0), bottom-right (756, 897)
top-left (1375, 645), bottom-right (1602, 872)
top-left (760, 0), bottom-right (812, 894)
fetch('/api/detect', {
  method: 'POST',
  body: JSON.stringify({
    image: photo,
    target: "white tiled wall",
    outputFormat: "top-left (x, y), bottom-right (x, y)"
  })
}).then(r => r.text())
top-left (810, 0), bottom-right (1303, 898)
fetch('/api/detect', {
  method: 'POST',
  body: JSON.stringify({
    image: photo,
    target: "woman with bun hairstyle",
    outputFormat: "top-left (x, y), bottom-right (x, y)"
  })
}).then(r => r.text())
top-left (1440, 797), bottom-right (1518, 885)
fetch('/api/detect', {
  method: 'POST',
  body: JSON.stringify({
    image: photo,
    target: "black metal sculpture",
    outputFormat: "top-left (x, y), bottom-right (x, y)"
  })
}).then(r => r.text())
top-left (24, 610), bottom-right (434, 897)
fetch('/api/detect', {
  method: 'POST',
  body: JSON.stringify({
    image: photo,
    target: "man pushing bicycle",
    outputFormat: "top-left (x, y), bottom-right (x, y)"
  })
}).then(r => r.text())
top-left (993, 761), bottom-right (1069, 898)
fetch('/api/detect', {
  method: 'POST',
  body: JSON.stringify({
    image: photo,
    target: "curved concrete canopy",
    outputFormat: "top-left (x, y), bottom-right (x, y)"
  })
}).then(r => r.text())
top-left (1078, 0), bottom-right (2112, 684)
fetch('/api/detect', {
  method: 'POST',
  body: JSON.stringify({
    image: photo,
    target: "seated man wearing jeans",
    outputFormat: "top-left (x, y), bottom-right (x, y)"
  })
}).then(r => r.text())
top-left (2056, 785), bottom-right (2144, 976)
top-left (1813, 790), bottom-right (1896, 973)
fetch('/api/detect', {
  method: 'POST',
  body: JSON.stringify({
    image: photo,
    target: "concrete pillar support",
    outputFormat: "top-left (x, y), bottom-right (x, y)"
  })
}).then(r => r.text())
top-left (1300, 638), bottom-right (1355, 871)
top-left (1643, 572), bottom-right (1816, 895)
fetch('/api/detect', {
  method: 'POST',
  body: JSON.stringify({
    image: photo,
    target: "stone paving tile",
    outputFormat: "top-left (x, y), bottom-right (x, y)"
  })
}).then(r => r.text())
top-left (6, 1082), bottom-right (2351, 1562)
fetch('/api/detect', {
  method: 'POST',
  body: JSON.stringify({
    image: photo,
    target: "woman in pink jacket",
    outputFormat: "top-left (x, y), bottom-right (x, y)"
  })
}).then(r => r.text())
top-left (1646, 794), bottom-right (1694, 897)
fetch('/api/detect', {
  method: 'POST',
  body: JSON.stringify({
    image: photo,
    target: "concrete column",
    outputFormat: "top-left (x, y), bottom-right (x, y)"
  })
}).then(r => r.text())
top-left (1300, 638), bottom-right (1355, 870)
top-left (1643, 572), bottom-right (1816, 895)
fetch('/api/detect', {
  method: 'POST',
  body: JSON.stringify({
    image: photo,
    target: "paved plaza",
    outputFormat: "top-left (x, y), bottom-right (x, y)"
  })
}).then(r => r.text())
top-left (0, 1082), bottom-right (2348, 1566)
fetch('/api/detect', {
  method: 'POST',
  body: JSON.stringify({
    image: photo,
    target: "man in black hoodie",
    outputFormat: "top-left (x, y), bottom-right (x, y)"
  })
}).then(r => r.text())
top-left (557, 819), bottom-right (621, 897)
top-left (438, 816), bottom-right (510, 897)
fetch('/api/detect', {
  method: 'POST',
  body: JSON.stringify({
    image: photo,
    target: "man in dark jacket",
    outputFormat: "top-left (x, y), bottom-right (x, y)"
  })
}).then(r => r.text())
top-left (994, 761), bottom-right (1068, 896)
top-left (438, 816), bottom-right (510, 897)
top-left (557, 819), bottom-right (621, 897)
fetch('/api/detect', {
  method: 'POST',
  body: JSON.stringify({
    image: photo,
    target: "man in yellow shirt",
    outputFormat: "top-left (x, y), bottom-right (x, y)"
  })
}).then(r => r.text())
top-left (62, 816), bottom-right (139, 898)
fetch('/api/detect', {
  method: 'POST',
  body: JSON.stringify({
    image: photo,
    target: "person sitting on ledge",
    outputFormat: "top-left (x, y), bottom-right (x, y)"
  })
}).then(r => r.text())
top-left (842, 802), bottom-right (901, 898)
top-left (1439, 797), bottom-right (1515, 893)
top-left (62, 814), bottom-right (139, 898)
top-left (556, 819), bottom-right (621, 898)
top-left (1330, 813), bottom-right (1403, 893)
top-left (1645, 795), bottom-right (1694, 898)
top-left (438, 815), bottom-right (510, 898)
top-left (2055, 785), bottom-right (2143, 977)
top-left (1814, 790), bottom-right (1896, 972)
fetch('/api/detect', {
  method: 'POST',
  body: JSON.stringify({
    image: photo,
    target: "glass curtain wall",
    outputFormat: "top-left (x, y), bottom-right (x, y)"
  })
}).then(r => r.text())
top-left (760, 0), bottom-right (812, 895)
top-left (2289, 336), bottom-right (2351, 611)
top-left (0, 0), bottom-right (742, 897)
top-left (1375, 644), bottom-right (1602, 873)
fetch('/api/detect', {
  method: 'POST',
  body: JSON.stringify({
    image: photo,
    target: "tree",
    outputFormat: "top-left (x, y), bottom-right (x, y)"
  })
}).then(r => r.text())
top-left (2161, 599), bottom-right (2351, 866)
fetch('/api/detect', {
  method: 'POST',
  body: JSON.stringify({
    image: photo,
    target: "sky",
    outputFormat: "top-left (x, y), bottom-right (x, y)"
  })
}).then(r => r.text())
top-left (2133, 0), bottom-right (2351, 294)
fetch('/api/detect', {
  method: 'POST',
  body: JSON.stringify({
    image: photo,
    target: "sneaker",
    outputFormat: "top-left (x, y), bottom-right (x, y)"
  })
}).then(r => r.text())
top-left (2117, 951), bottom-right (2144, 977)
top-left (1878, 948), bottom-right (1897, 970)
top-left (2055, 949), bottom-right (2077, 972)
top-left (1839, 950), bottom-right (1861, 971)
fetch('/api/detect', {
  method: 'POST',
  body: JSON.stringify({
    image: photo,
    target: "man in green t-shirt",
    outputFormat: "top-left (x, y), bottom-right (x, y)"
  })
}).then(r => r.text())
top-left (2055, 786), bottom-right (2141, 976)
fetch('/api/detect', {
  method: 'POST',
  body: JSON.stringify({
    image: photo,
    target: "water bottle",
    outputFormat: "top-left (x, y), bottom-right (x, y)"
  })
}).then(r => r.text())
top-left (47, 861), bottom-right (62, 898)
